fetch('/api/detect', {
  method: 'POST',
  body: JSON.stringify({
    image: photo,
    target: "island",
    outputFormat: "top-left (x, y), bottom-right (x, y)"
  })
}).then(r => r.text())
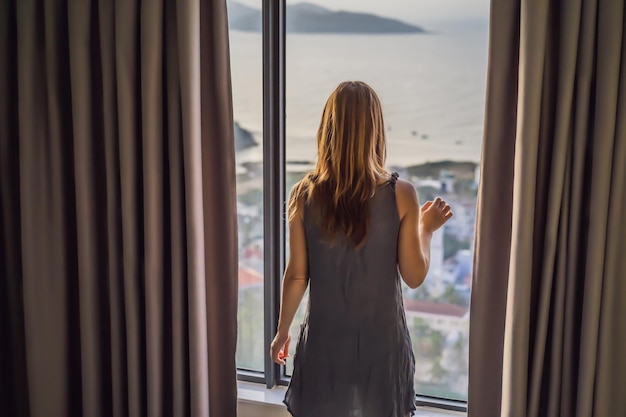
top-left (234, 121), bottom-right (258, 151)
top-left (227, 1), bottom-right (425, 34)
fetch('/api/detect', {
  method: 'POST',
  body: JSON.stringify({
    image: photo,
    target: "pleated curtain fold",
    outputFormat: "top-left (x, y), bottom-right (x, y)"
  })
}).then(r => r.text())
top-left (469, 1), bottom-right (626, 416)
top-left (0, 1), bottom-right (239, 416)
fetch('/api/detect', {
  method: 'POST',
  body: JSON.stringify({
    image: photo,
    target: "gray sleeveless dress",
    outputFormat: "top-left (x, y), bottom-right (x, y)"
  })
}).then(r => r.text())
top-left (284, 173), bottom-right (416, 417)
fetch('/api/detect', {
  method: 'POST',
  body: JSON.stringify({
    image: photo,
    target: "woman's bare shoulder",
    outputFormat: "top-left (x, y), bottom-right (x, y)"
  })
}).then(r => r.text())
top-left (395, 178), bottom-right (418, 200)
top-left (290, 177), bottom-right (311, 198)
top-left (288, 177), bottom-right (313, 218)
top-left (394, 178), bottom-right (418, 220)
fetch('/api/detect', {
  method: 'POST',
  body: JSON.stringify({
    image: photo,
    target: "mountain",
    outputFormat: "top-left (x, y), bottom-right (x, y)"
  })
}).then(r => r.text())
top-left (227, 1), bottom-right (262, 32)
top-left (227, 1), bottom-right (425, 34)
top-left (406, 161), bottom-right (478, 180)
top-left (287, 2), bottom-right (329, 15)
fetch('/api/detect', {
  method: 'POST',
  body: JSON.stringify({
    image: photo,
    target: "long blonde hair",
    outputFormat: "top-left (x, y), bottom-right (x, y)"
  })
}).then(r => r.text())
top-left (289, 81), bottom-right (388, 247)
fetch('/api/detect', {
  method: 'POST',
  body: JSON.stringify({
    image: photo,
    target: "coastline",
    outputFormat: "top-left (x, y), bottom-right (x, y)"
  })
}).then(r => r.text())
top-left (234, 117), bottom-right (482, 169)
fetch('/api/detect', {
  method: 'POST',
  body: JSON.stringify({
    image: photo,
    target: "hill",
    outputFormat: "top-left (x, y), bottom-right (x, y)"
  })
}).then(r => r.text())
top-left (405, 161), bottom-right (478, 180)
top-left (227, 1), bottom-right (425, 34)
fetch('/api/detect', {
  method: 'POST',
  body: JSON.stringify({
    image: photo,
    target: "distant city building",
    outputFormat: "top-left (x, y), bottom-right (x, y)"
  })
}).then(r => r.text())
top-left (237, 201), bottom-right (259, 218)
top-left (443, 201), bottom-right (475, 241)
top-left (414, 178), bottom-right (442, 190)
top-left (425, 229), bottom-right (444, 283)
top-left (439, 170), bottom-right (456, 194)
top-left (453, 250), bottom-right (473, 288)
top-left (474, 164), bottom-right (481, 186)
top-left (403, 298), bottom-right (468, 335)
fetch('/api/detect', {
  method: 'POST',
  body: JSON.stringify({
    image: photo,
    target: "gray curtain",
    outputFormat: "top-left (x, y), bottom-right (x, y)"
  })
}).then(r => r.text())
top-left (469, 0), bottom-right (626, 416)
top-left (0, 1), bottom-right (238, 417)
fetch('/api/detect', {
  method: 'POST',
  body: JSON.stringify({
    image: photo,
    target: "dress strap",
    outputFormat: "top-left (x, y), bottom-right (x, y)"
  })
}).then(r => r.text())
top-left (390, 172), bottom-right (399, 187)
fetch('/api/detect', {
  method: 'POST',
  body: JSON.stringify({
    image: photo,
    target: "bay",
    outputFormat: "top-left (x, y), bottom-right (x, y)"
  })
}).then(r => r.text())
top-left (230, 19), bottom-right (489, 167)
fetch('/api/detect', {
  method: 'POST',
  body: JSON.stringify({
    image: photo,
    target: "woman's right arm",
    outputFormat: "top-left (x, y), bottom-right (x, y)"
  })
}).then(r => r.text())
top-left (396, 179), bottom-right (452, 289)
top-left (270, 184), bottom-right (309, 365)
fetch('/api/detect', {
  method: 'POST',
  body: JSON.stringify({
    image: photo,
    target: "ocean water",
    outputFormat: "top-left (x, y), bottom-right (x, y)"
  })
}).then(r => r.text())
top-left (229, 20), bottom-right (489, 167)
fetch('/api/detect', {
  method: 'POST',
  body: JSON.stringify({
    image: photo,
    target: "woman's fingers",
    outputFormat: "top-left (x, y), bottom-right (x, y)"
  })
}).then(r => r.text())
top-left (272, 347), bottom-right (285, 365)
top-left (441, 203), bottom-right (453, 220)
top-left (282, 335), bottom-right (291, 359)
top-left (270, 333), bottom-right (291, 365)
top-left (433, 200), bottom-right (452, 221)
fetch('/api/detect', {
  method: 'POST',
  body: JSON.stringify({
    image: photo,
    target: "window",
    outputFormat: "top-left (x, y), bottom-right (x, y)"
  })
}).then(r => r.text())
top-left (230, 0), bottom-right (488, 407)
top-left (229, 3), bottom-right (264, 372)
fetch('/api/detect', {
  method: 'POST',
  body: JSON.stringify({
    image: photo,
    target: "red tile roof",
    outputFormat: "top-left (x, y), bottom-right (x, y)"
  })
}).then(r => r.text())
top-left (239, 266), bottom-right (263, 288)
top-left (403, 298), bottom-right (468, 318)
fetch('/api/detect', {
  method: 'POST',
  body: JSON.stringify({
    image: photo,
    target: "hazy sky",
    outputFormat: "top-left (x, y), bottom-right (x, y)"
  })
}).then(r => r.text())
top-left (233, 0), bottom-right (490, 24)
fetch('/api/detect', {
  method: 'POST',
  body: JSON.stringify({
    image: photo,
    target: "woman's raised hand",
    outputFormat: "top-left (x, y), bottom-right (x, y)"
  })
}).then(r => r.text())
top-left (420, 197), bottom-right (453, 232)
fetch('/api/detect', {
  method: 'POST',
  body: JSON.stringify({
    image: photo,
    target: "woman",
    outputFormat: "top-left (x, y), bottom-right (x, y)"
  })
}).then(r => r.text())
top-left (270, 81), bottom-right (452, 417)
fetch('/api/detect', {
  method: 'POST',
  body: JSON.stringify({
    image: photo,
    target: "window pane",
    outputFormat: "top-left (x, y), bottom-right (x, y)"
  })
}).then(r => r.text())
top-left (228, 2), bottom-right (264, 372)
top-left (284, 0), bottom-right (488, 400)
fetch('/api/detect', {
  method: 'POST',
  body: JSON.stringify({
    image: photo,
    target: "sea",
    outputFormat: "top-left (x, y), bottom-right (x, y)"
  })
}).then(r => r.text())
top-left (229, 19), bottom-right (490, 168)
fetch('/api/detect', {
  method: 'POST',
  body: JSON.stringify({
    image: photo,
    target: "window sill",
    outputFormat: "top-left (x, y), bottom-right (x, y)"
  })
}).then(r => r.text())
top-left (238, 381), bottom-right (287, 408)
top-left (237, 382), bottom-right (467, 417)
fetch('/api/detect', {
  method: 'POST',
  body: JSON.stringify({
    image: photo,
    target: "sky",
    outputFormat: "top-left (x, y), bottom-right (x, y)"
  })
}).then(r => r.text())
top-left (233, 0), bottom-right (491, 24)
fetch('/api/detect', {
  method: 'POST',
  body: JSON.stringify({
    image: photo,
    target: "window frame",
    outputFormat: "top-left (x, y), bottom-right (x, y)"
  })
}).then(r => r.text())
top-left (234, 0), bottom-right (469, 412)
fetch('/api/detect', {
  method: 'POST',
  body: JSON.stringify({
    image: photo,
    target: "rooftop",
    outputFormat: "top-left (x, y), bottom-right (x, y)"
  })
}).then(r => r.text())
top-left (239, 266), bottom-right (263, 288)
top-left (403, 298), bottom-right (468, 318)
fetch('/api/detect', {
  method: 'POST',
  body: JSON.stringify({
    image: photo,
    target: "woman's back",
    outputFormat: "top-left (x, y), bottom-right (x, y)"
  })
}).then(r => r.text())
top-left (285, 173), bottom-right (417, 417)
top-left (304, 174), bottom-right (405, 327)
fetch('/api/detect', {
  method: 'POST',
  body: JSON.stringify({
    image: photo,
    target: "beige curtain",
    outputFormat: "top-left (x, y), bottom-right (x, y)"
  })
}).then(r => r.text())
top-left (0, 1), bottom-right (238, 417)
top-left (469, 0), bottom-right (626, 416)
